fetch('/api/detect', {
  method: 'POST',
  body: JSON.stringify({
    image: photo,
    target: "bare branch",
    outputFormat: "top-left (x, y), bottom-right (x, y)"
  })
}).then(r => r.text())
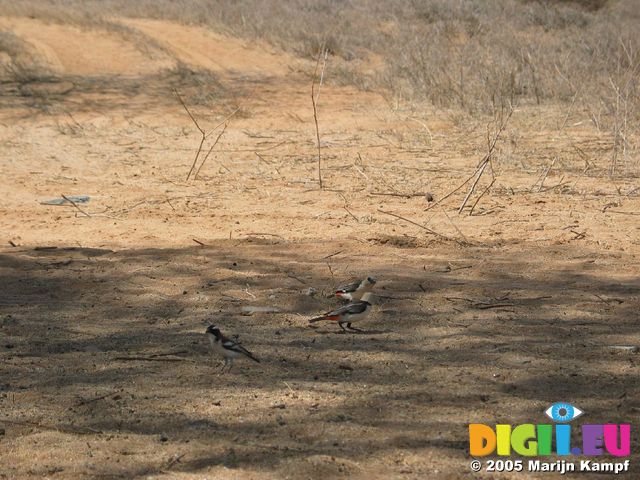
top-left (175, 89), bottom-right (241, 181)
top-left (194, 122), bottom-right (229, 180)
top-left (378, 209), bottom-right (468, 245)
top-left (174, 88), bottom-right (204, 135)
top-left (175, 89), bottom-right (206, 181)
top-left (458, 159), bottom-right (489, 214)
top-left (61, 194), bottom-right (91, 217)
top-left (312, 48), bottom-right (328, 189)
top-left (458, 105), bottom-right (513, 214)
top-left (469, 177), bottom-right (496, 216)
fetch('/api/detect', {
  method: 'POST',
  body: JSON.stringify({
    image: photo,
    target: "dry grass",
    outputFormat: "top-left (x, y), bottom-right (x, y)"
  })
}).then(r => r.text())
top-left (0, 0), bottom-right (638, 173)
top-left (1, 1), bottom-right (636, 105)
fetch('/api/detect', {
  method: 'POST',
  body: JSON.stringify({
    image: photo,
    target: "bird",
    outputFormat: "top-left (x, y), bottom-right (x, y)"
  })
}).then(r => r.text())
top-left (335, 276), bottom-right (377, 301)
top-left (206, 325), bottom-right (260, 371)
top-left (309, 292), bottom-right (374, 333)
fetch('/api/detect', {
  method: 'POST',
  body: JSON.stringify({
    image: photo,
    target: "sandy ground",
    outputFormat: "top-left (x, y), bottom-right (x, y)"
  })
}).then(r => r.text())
top-left (1, 15), bottom-right (640, 479)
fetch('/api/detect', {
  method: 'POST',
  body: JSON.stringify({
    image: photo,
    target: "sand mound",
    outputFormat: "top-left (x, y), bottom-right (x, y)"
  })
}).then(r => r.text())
top-left (0, 17), bottom-right (174, 76)
top-left (119, 18), bottom-right (294, 78)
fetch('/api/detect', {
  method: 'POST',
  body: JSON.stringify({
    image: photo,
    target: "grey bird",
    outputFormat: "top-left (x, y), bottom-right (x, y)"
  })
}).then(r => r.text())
top-left (335, 276), bottom-right (377, 301)
top-left (309, 292), bottom-right (374, 333)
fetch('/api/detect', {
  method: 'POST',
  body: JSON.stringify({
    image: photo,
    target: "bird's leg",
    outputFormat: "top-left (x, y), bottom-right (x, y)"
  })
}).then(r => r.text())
top-left (338, 322), bottom-right (348, 334)
top-left (346, 322), bottom-right (364, 333)
top-left (220, 358), bottom-right (229, 373)
top-left (212, 357), bottom-right (218, 368)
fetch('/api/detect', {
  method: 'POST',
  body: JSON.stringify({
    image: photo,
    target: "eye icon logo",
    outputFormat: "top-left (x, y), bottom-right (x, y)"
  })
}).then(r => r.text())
top-left (545, 403), bottom-right (583, 423)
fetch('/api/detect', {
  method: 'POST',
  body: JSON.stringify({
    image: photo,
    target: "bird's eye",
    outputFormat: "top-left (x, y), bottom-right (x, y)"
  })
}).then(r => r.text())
top-left (544, 403), bottom-right (584, 423)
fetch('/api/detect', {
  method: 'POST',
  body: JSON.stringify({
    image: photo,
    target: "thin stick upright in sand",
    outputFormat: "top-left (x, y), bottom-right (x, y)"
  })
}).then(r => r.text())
top-left (311, 48), bottom-right (328, 189)
top-left (457, 105), bottom-right (513, 214)
top-left (174, 89), bottom-right (206, 181)
top-left (194, 123), bottom-right (229, 180)
top-left (175, 89), bottom-right (240, 181)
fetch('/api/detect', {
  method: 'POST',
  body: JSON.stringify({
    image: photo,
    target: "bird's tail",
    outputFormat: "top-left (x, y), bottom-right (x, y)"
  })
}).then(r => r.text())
top-left (246, 352), bottom-right (260, 363)
top-left (308, 316), bottom-right (327, 323)
top-left (238, 346), bottom-right (260, 363)
top-left (309, 314), bottom-right (339, 323)
top-left (244, 350), bottom-right (260, 363)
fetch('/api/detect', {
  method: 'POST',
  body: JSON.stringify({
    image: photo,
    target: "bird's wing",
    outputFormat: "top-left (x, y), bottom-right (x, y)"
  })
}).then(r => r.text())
top-left (336, 280), bottom-right (361, 293)
top-left (342, 301), bottom-right (369, 315)
top-left (324, 300), bottom-right (369, 317)
top-left (310, 300), bottom-right (370, 323)
top-left (222, 339), bottom-right (260, 362)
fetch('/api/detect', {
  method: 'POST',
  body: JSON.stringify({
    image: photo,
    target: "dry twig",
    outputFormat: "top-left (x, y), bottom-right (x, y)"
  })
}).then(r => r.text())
top-left (311, 48), bottom-right (328, 189)
top-left (458, 105), bottom-right (513, 214)
top-left (74, 391), bottom-right (118, 407)
top-left (370, 192), bottom-right (431, 198)
top-left (531, 157), bottom-right (557, 193)
top-left (377, 209), bottom-right (467, 245)
top-left (61, 195), bottom-right (91, 217)
top-left (175, 89), bottom-right (241, 181)
top-left (469, 177), bottom-right (496, 216)
top-left (194, 122), bottom-right (229, 179)
top-left (175, 89), bottom-right (206, 181)
top-left (113, 356), bottom-right (194, 363)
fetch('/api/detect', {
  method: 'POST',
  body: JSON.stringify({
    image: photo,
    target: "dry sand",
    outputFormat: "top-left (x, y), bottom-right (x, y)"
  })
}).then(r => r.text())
top-left (1, 15), bottom-right (639, 479)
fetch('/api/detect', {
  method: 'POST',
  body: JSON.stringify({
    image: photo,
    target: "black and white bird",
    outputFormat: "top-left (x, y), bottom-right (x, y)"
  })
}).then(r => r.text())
top-left (309, 292), bottom-right (374, 333)
top-left (335, 276), bottom-right (376, 301)
top-left (206, 325), bottom-right (260, 371)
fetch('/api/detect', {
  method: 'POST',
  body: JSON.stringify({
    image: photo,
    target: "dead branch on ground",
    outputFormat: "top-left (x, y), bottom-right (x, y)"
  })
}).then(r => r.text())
top-left (2, 418), bottom-right (102, 435)
top-left (74, 391), bottom-right (119, 407)
top-left (60, 195), bottom-right (117, 219)
top-left (113, 356), bottom-right (194, 363)
top-left (370, 192), bottom-right (432, 199)
top-left (377, 209), bottom-right (468, 245)
top-left (61, 194), bottom-right (91, 217)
